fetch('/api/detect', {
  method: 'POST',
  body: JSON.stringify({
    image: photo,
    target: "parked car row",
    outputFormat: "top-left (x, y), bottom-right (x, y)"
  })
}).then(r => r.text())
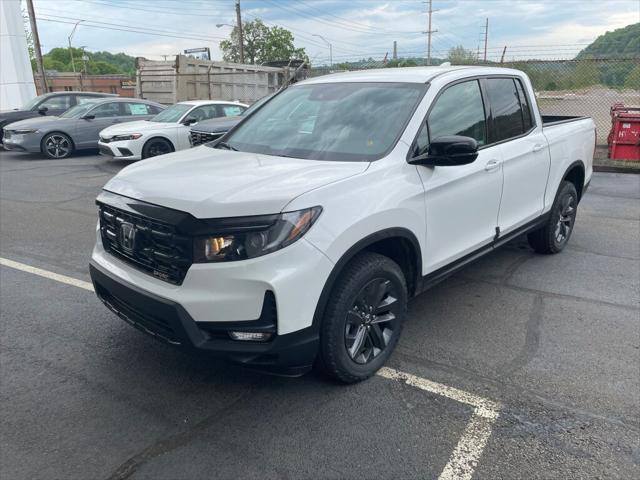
top-left (1, 90), bottom-right (249, 160)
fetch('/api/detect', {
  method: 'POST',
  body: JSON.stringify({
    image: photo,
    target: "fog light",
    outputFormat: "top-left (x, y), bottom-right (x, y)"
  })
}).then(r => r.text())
top-left (229, 331), bottom-right (272, 342)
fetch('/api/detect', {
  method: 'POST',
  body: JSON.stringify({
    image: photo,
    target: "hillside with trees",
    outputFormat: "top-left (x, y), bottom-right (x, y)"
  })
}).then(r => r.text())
top-left (577, 23), bottom-right (640, 59)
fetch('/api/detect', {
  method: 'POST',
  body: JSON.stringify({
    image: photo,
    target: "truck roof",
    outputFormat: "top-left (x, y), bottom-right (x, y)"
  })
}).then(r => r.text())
top-left (301, 66), bottom-right (526, 85)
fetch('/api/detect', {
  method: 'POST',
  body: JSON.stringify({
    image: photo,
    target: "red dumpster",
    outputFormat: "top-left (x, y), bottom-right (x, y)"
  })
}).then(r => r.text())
top-left (608, 103), bottom-right (640, 161)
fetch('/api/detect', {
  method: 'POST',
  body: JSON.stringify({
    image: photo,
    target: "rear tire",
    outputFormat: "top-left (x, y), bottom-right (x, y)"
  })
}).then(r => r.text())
top-left (528, 181), bottom-right (578, 254)
top-left (317, 252), bottom-right (407, 383)
top-left (142, 138), bottom-right (173, 159)
top-left (41, 132), bottom-right (74, 159)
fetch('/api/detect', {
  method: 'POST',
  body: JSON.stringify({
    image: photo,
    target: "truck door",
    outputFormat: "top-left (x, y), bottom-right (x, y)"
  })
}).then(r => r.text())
top-left (483, 77), bottom-right (550, 233)
top-left (413, 79), bottom-right (504, 273)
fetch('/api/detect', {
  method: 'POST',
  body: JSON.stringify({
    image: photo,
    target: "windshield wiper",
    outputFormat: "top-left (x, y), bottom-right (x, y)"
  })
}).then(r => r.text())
top-left (216, 141), bottom-right (238, 151)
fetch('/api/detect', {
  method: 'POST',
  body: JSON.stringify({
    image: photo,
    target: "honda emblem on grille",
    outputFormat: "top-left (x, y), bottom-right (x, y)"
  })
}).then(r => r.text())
top-left (119, 222), bottom-right (136, 252)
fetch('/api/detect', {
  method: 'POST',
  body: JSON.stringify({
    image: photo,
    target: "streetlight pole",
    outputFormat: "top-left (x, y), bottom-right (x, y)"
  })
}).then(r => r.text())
top-left (68, 20), bottom-right (83, 73)
top-left (312, 34), bottom-right (332, 69)
top-left (235, 0), bottom-right (245, 64)
top-left (217, 21), bottom-right (245, 64)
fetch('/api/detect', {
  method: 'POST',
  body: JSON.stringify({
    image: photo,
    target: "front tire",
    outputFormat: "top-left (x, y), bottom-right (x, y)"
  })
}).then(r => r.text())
top-left (141, 138), bottom-right (173, 159)
top-left (317, 252), bottom-right (407, 383)
top-left (528, 180), bottom-right (578, 254)
top-left (41, 132), bottom-right (74, 159)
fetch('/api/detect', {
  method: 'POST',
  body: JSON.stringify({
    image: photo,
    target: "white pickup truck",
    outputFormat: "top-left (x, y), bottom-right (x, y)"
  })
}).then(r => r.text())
top-left (90, 66), bottom-right (595, 383)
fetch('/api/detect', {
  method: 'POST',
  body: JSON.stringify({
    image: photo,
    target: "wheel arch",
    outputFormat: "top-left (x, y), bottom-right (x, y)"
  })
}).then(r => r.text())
top-left (561, 160), bottom-right (586, 201)
top-left (312, 228), bottom-right (422, 328)
top-left (142, 135), bottom-right (175, 153)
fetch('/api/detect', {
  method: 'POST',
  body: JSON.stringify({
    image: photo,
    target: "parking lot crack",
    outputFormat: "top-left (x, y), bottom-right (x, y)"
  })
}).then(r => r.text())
top-left (104, 377), bottom-right (268, 480)
top-left (500, 295), bottom-right (544, 376)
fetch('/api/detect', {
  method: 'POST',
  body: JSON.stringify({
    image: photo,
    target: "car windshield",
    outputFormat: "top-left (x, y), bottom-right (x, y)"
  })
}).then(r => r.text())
top-left (212, 82), bottom-right (426, 162)
top-left (60, 101), bottom-right (100, 118)
top-left (22, 95), bottom-right (45, 110)
top-left (150, 104), bottom-right (192, 123)
top-left (241, 94), bottom-right (273, 116)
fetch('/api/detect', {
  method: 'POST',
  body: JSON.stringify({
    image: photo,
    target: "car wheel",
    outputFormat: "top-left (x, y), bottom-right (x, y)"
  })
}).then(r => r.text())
top-left (528, 180), bottom-right (578, 254)
top-left (41, 132), bottom-right (74, 159)
top-left (142, 138), bottom-right (173, 159)
top-left (317, 252), bottom-right (407, 383)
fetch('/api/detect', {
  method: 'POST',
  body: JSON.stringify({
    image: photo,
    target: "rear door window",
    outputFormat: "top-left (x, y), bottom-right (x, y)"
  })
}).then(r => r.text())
top-left (221, 105), bottom-right (246, 117)
top-left (124, 103), bottom-right (154, 115)
top-left (485, 78), bottom-right (525, 142)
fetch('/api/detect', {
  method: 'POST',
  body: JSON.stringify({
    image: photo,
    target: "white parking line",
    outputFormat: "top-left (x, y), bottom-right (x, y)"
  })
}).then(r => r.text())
top-left (0, 257), bottom-right (94, 291)
top-left (1, 257), bottom-right (500, 479)
top-left (378, 367), bottom-right (500, 480)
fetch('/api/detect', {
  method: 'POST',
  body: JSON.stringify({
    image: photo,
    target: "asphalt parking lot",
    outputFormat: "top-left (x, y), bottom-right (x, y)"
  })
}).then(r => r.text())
top-left (1, 149), bottom-right (639, 480)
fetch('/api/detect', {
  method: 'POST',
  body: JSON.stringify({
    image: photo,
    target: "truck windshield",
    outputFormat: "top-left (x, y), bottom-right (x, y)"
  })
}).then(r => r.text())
top-left (212, 82), bottom-right (426, 161)
top-left (150, 104), bottom-right (192, 123)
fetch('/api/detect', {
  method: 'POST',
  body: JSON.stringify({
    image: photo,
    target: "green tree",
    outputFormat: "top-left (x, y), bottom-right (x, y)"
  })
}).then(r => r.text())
top-left (220, 19), bottom-right (308, 65)
top-left (447, 45), bottom-right (477, 65)
top-left (624, 65), bottom-right (640, 89)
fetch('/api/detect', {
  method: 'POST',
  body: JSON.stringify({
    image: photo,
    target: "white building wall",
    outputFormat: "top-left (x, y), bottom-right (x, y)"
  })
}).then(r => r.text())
top-left (0, 0), bottom-right (37, 109)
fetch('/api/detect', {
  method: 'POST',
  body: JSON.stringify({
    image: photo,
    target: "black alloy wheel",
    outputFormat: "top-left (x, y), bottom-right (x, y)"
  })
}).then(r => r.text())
top-left (42, 133), bottom-right (73, 159)
top-left (142, 138), bottom-right (173, 159)
top-left (318, 251), bottom-right (407, 383)
top-left (345, 278), bottom-right (399, 364)
top-left (528, 180), bottom-right (578, 254)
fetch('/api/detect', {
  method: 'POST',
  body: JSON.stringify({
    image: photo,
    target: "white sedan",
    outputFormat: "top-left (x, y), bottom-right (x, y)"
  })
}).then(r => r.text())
top-left (97, 100), bottom-right (247, 160)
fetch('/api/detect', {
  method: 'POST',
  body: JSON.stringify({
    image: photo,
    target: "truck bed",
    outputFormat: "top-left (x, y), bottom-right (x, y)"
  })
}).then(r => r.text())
top-left (541, 115), bottom-right (589, 126)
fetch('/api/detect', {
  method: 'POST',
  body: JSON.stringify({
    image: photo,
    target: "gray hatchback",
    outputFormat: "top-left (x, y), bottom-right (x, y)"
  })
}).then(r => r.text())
top-left (2, 98), bottom-right (164, 159)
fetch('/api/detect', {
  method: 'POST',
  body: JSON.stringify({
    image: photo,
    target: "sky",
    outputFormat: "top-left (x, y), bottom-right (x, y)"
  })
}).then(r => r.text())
top-left (30, 0), bottom-right (640, 64)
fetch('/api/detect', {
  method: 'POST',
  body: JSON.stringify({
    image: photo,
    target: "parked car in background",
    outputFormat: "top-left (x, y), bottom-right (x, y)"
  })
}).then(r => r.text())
top-left (2, 98), bottom-right (164, 159)
top-left (98, 100), bottom-right (248, 160)
top-left (0, 91), bottom-right (116, 145)
top-left (190, 94), bottom-right (273, 146)
top-left (90, 67), bottom-right (595, 382)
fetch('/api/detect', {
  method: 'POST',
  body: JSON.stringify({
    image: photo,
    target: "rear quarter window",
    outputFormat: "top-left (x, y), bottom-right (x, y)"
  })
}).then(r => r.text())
top-left (485, 78), bottom-right (525, 142)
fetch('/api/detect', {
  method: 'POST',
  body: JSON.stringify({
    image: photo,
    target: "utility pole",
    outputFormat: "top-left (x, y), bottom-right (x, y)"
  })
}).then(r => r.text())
top-left (235, 0), bottom-right (245, 64)
top-left (483, 18), bottom-right (489, 62)
top-left (424, 0), bottom-right (438, 66)
top-left (26, 0), bottom-right (48, 93)
top-left (393, 41), bottom-right (397, 60)
top-left (68, 20), bottom-right (83, 73)
top-left (500, 46), bottom-right (507, 64)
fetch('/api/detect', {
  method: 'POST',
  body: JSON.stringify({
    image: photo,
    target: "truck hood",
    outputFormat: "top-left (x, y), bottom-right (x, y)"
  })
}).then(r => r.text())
top-left (101, 120), bottom-right (174, 137)
top-left (104, 145), bottom-right (369, 218)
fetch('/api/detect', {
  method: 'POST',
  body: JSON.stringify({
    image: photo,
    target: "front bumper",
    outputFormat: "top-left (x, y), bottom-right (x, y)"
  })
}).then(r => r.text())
top-left (2, 133), bottom-right (41, 153)
top-left (90, 262), bottom-right (320, 375)
top-left (98, 139), bottom-right (142, 160)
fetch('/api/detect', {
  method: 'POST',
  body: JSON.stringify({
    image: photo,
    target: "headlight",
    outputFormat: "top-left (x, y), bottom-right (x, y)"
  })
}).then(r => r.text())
top-left (12, 129), bottom-right (39, 134)
top-left (193, 207), bottom-right (322, 263)
top-left (111, 133), bottom-right (142, 141)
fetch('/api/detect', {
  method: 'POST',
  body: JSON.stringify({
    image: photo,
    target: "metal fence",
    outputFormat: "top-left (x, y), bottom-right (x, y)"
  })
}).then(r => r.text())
top-left (309, 58), bottom-right (640, 145)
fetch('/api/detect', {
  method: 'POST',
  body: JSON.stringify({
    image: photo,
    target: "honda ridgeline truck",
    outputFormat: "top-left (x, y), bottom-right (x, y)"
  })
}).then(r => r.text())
top-left (90, 67), bottom-right (595, 383)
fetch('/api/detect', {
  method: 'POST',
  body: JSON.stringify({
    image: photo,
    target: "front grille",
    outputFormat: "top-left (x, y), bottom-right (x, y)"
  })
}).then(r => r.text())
top-left (98, 203), bottom-right (192, 285)
top-left (190, 130), bottom-right (223, 147)
top-left (95, 282), bottom-right (182, 345)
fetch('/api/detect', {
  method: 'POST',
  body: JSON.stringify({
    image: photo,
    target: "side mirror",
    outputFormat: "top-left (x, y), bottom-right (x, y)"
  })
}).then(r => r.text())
top-left (82, 114), bottom-right (95, 120)
top-left (38, 107), bottom-right (48, 115)
top-left (409, 135), bottom-right (479, 167)
top-left (182, 117), bottom-right (197, 126)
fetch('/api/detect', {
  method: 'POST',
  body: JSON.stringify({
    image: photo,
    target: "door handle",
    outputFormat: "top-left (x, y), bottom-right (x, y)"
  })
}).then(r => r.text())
top-left (532, 144), bottom-right (544, 152)
top-left (485, 160), bottom-right (500, 172)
